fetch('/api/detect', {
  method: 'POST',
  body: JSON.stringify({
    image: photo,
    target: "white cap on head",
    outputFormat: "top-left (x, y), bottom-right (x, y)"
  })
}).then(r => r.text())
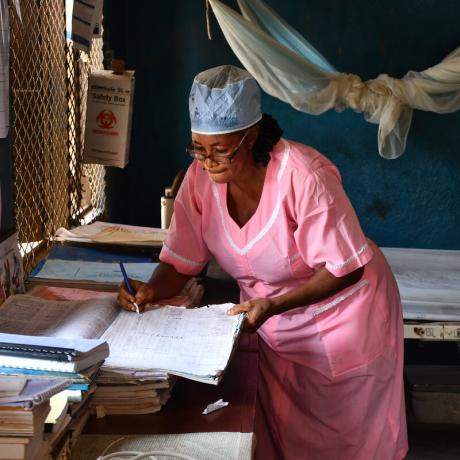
top-left (189, 65), bottom-right (262, 134)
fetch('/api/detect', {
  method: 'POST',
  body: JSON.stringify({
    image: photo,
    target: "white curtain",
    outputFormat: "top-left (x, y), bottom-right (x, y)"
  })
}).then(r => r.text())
top-left (209, 0), bottom-right (460, 159)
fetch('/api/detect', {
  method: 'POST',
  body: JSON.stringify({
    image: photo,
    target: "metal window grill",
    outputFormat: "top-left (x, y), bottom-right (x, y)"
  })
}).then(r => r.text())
top-left (10, 1), bottom-right (105, 274)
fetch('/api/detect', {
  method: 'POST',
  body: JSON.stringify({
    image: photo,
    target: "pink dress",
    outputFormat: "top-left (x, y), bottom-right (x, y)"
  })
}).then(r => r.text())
top-left (160, 139), bottom-right (408, 460)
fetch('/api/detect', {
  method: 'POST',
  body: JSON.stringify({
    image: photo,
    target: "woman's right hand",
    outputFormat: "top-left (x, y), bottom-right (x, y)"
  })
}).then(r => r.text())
top-left (117, 279), bottom-right (157, 313)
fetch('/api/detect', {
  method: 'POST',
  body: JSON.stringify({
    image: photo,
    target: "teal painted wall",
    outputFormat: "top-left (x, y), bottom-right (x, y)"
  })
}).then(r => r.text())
top-left (103, 0), bottom-right (460, 249)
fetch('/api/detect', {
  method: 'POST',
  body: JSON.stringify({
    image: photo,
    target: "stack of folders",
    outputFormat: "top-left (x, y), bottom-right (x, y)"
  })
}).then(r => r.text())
top-left (0, 376), bottom-right (70, 460)
top-left (0, 333), bottom-right (108, 458)
top-left (90, 373), bottom-right (175, 417)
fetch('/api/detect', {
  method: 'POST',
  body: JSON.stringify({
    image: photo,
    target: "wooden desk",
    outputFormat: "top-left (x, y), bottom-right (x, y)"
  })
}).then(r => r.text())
top-left (84, 338), bottom-right (259, 435)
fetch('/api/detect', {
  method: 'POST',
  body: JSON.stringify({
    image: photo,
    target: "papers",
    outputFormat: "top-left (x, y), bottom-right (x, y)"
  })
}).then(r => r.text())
top-left (66, 0), bottom-right (103, 53)
top-left (0, 294), bottom-right (242, 385)
top-left (101, 304), bottom-right (244, 384)
top-left (0, 233), bottom-right (25, 305)
top-left (29, 259), bottom-right (158, 290)
top-left (202, 398), bottom-right (229, 415)
top-left (0, 294), bottom-right (119, 339)
top-left (382, 247), bottom-right (460, 320)
top-left (54, 221), bottom-right (167, 247)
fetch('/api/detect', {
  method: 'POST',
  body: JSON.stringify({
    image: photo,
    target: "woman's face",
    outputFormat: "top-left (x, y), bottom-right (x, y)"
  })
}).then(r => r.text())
top-left (190, 128), bottom-right (258, 183)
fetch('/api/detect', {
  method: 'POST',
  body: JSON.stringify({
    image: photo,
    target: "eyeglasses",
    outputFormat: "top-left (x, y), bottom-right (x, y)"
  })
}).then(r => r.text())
top-left (186, 131), bottom-right (249, 165)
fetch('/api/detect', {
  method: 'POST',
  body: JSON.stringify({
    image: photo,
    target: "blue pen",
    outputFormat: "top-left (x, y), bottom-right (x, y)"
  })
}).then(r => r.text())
top-left (119, 262), bottom-right (140, 314)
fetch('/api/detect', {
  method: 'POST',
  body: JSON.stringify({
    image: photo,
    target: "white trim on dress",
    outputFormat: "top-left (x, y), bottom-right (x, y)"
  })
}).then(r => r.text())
top-left (328, 243), bottom-right (369, 270)
top-left (311, 279), bottom-right (369, 317)
top-left (212, 139), bottom-right (291, 256)
top-left (162, 243), bottom-right (205, 267)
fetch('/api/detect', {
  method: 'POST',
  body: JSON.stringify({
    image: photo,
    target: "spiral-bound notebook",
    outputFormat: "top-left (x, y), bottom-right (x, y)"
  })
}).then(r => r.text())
top-left (0, 378), bottom-right (71, 408)
top-left (0, 333), bottom-right (109, 373)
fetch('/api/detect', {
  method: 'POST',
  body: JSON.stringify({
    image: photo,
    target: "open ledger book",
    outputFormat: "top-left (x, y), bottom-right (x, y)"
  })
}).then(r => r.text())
top-left (0, 295), bottom-right (244, 385)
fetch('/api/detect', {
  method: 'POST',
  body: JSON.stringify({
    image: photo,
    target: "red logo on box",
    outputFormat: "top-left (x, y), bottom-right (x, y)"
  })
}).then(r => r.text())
top-left (96, 110), bottom-right (117, 129)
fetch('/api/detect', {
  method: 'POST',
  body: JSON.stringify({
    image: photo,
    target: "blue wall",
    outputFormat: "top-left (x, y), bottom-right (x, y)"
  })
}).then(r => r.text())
top-left (103, 1), bottom-right (459, 248)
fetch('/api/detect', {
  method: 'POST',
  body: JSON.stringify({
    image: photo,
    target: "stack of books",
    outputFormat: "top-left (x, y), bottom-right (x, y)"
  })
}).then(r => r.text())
top-left (0, 332), bottom-right (108, 458)
top-left (0, 292), bottom-right (244, 420)
top-left (90, 375), bottom-right (174, 416)
top-left (0, 376), bottom-right (70, 459)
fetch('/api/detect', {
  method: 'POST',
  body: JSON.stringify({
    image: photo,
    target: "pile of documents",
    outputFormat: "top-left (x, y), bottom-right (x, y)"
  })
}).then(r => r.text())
top-left (29, 222), bottom-right (204, 305)
top-left (0, 330), bottom-right (106, 459)
top-left (54, 221), bottom-right (167, 247)
top-left (0, 220), bottom-right (243, 453)
top-left (0, 377), bottom-right (70, 460)
top-left (91, 372), bottom-right (174, 417)
top-left (92, 302), bottom-right (244, 416)
top-left (0, 296), bottom-right (111, 457)
top-left (0, 293), bottom-right (243, 420)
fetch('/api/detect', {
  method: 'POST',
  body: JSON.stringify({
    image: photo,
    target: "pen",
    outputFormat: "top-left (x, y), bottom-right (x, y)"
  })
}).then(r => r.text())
top-left (119, 262), bottom-right (140, 314)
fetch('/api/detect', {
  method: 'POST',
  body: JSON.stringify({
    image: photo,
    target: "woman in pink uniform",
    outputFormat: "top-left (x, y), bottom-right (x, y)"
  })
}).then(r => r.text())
top-left (118, 65), bottom-right (408, 460)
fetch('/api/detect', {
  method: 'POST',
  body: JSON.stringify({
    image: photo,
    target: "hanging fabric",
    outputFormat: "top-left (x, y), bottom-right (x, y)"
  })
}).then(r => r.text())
top-left (208, 0), bottom-right (460, 159)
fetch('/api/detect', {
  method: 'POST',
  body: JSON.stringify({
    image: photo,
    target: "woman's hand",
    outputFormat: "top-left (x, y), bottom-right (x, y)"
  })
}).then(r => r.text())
top-left (227, 297), bottom-right (276, 331)
top-left (117, 279), bottom-right (157, 313)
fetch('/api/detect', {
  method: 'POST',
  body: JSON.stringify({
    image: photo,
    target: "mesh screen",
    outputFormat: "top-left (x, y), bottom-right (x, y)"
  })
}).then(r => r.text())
top-left (10, 1), bottom-right (105, 274)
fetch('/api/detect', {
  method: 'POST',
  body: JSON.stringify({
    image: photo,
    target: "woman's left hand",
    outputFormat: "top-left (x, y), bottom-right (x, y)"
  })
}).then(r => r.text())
top-left (227, 297), bottom-right (276, 331)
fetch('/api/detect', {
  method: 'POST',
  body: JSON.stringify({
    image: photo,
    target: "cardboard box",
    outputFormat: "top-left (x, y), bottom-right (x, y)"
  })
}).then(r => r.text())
top-left (83, 70), bottom-right (135, 168)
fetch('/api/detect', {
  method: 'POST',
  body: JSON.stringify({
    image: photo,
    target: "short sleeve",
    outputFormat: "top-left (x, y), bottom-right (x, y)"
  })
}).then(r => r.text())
top-left (293, 166), bottom-right (373, 277)
top-left (159, 164), bottom-right (211, 275)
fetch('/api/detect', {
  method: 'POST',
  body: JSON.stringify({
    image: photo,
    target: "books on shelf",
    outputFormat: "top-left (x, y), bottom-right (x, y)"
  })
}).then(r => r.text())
top-left (0, 294), bottom-right (243, 385)
top-left (54, 221), bottom-right (167, 248)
